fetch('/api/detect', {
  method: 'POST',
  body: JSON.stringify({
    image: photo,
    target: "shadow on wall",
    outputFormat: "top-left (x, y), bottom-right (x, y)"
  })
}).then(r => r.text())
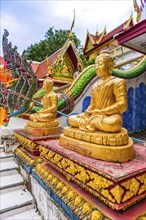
top-left (122, 82), bottom-right (146, 132)
top-left (82, 96), bottom-right (91, 112)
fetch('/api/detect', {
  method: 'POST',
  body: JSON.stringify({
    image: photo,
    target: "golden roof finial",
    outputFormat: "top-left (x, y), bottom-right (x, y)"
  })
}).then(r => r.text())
top-left (69, 9), bottom-right (75, 41)
top-left (95, 27), bottom-right (99, 37)
top-left (124, 13), bottom-right (134, 30)
top-left (97, 26), bottom-right (106, 44)
top-left (133, 0), bottom-right (141, 23)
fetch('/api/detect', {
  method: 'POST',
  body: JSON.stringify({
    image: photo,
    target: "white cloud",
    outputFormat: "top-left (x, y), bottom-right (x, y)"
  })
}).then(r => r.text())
top-left (1, 0), bottom-right (136, 55)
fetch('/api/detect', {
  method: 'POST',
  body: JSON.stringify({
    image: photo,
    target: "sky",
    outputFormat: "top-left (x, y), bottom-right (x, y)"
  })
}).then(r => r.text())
top-left (0, 0), bottom-right (141, 56)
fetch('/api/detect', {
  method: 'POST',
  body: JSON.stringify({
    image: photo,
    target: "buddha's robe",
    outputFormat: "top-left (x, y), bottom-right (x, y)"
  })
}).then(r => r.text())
top-left (30, 91), bottom-right (58, 122)
top-left (68, 76), bottom-right (128, 132)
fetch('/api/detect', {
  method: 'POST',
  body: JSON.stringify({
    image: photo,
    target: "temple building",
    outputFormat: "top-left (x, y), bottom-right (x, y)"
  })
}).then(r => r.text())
top-left (115, 19), bottom-right (146, 55)
top-left (0, 1), bottom-right (146, 219)
top-left (83, 14), bottom-right (145, 69)
top-left (31, 33), bottom-right (84, 85)
top-left (115, 0), bottom-right (146, 56)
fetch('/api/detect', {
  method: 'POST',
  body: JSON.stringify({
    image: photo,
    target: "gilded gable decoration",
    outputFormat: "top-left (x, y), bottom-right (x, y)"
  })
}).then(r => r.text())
top-left (124, 14), bottom-right (134, 30)
top-left (96, 26), bottom-right (106, 44)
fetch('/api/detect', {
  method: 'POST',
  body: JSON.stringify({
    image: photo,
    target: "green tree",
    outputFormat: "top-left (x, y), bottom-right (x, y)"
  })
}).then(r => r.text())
top-left (24, 27), bottom-right (83, 62)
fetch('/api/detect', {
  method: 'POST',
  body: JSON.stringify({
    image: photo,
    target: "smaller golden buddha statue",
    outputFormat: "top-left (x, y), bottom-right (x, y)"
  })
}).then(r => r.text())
top-left (59, 51), bottom-right (134, 162)
top-left (25, 78), bottom-right (61, 136)
top-left (61, 64), bottom-right (69, 76)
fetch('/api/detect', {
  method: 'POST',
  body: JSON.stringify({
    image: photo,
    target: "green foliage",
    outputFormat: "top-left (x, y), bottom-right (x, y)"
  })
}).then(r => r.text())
top-left (24, 27), bottom-right (82, 62)
top-left (84, 58), bottom-right (96, 67)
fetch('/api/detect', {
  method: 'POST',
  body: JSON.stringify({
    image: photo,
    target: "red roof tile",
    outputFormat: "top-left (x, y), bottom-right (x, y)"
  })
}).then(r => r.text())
top-left (94, 32), bottom-right (103, 44)
top-left (48, 49), bottom-right (61, 65)
top-left (98, 19), bottom-right (133, 46)
top-left (35, 49), bottom-right (61, 79)
top-left (31, 62), bottom-right (40, 73)
top-left (89, 34), bottom-right (97, 43)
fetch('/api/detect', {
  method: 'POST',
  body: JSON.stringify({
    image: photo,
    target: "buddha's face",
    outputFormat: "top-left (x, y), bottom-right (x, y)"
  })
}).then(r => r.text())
top-left (43, 80), bottom-right (53, 92)
top-left (95, 56), bottom-right (111, 79)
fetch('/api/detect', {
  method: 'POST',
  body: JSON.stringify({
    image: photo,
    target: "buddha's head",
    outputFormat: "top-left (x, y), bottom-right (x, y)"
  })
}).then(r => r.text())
top-left (95, 50), bottom-right (114, 79)
top-left (43, 78), bottom-right (54, 93)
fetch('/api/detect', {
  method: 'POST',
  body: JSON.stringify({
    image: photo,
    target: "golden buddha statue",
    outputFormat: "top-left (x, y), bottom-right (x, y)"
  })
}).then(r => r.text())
top-left (25, 78), bottom-right (61, 136)
top-left (30, 78), bottom-right (57, 122)
top-left (59, 51), bottom-right (134, 162)
top-left (68, 50), bottom-right (127, 133)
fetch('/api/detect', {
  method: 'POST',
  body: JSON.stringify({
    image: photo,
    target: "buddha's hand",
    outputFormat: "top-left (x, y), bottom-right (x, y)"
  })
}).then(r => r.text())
top-left (82, 110), bottom-right (91, 117)
top-left (77, 112), bottom-right (85, 118)
top-left (84, 110), bottom-right (91, 115)
top-left (39, 108), bottom-right (51, 114)
top-left (88, 109), bottom-right (101, 115)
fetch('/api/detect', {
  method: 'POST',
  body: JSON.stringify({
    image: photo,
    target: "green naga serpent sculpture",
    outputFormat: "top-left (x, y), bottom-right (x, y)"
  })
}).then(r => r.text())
top-left (33, 57), bottom-right (146, 115)
top-left (1, 29), bottom-right (38, 117)
top-left (1, 29), bottom-right (146, 118)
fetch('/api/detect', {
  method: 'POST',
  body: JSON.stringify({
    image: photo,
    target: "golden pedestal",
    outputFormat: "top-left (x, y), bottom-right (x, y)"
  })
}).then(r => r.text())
top-left (14, 129), bottom-right (62, 167)
top-left (59, 127), bottom-right (134, 162)
top-left (25, 120), bottom-right (61, 136)
top-left (36, 139), bottom-right (146, 212)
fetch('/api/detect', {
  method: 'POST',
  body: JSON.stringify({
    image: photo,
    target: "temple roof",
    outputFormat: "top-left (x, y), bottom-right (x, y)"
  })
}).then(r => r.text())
top-left (34, 49), bottom-right (61, 79)
top-left (31, 61), bottom-right (40, 73)
top-left (48, 49), bottom-right (61, 65)
top-left (115, 19), bottom-right (146, 55)
top-left (84, 15), bottom-right (134, 54)
top-left (35, 39), bottom-right (84, 80)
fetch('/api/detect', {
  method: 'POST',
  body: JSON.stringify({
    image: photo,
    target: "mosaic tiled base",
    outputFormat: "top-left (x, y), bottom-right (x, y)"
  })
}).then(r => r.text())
top-left (14, 129), bottom-right (61, 155)
top-left (32, 162), bottom-right (146, 220)
top-left (15, 147), bottom-right (43, 167)
top-left (39, 139), bottom-right (146, 211)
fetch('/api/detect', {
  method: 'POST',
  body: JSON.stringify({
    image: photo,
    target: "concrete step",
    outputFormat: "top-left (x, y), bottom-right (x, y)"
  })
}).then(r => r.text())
top-left (2, 208), bottom-right (42, 220)
top-left (0, 169), bottom-right (18, 177)
top-left (0, 160), bottom-right (19, 174)
top-left (1, 185), bottom-right (24, 194)
top-left (0, 152), bottom-right (14, 162)
top-left (0, 188), bottom-right (35, 218)
top-left (0, 173), bottom-right (24, 192)
top-left (0, 144), bottom-right (4, 152)
top-left (0, 204), bottom-right (35, 219)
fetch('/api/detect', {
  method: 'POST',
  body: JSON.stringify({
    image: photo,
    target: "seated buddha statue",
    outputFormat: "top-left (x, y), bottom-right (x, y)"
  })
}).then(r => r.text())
top-left (68, 50), bottom-right (127, 133)
top-left (61, 64), bottom-right (69, 76)
top-left (25, 78), bottom-right (61, 136)
top-left (60, 50), bottom-right (134, 162)
top-left (30, 78), bottom-right (57, 122)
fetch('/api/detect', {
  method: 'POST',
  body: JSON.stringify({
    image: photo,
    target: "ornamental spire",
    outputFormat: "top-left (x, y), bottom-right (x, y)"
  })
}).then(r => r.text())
top-left (69, 10), bottom-right (75, 41)
top-left (95, 27), bottom-right (99, 37)
top-left (133, 0), bottom-right (142, 23)
top-left (97, 26), bottom-right (106, 44)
